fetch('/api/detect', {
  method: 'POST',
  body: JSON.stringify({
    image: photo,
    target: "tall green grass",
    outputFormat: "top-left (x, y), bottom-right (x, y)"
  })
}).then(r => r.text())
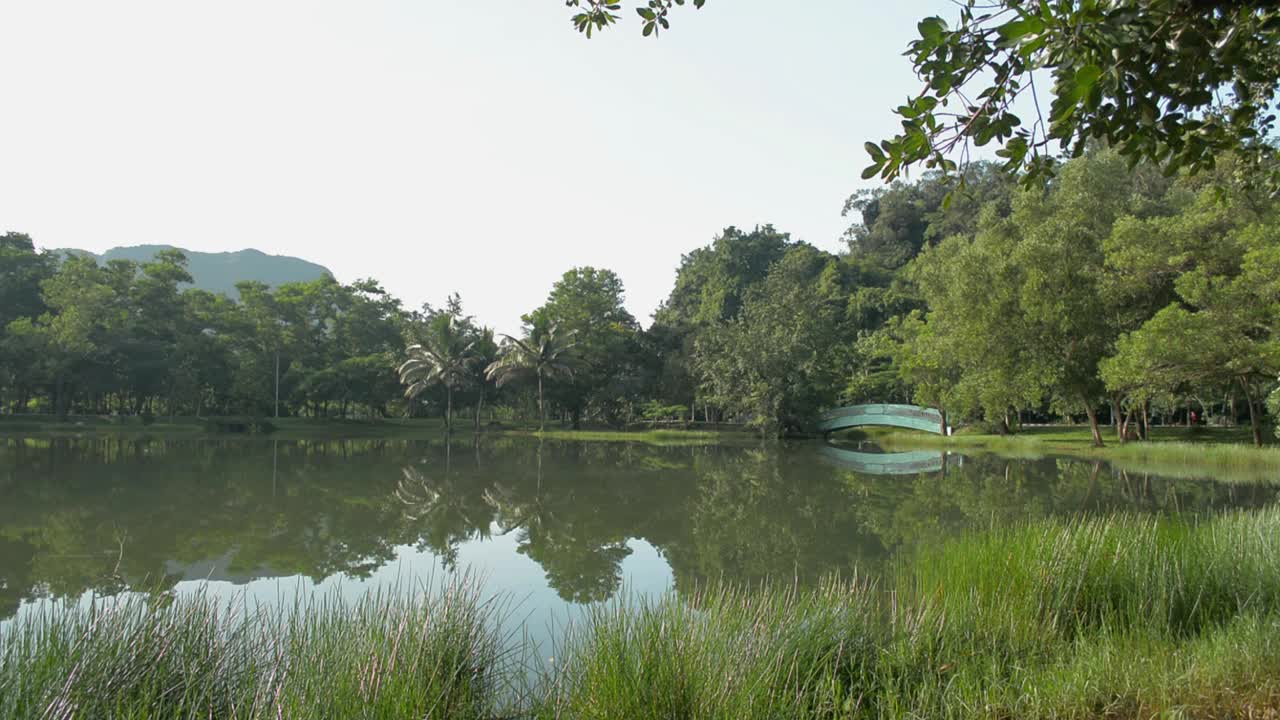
top-left (0, 578), bottom-right (520, 720)
top-left (5, 510), bottom-right (1280, 718)
top-left (535, 508), bottom-right (1280, 719)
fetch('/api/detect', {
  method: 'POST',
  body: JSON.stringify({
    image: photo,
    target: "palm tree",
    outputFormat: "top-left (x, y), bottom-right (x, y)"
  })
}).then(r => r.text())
top-left (470, 327), bottom-right (498, 432)
top-left (485, 319), bottom-right (578, 432)
top-left (398, 315), bottom-right (475, 431)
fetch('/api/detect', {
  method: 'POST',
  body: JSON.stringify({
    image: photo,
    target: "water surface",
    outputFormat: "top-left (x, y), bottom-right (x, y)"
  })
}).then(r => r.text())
top-left (2, 436), bottom-right (1275, 646)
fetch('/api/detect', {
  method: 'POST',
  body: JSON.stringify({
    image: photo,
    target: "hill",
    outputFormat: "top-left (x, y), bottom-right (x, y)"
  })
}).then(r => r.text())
top-left (56, 245), bottom-right (332, 298)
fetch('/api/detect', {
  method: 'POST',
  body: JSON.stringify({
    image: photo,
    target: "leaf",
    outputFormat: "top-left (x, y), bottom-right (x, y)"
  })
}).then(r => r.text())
top-left (996, 16), bottom-right (1045, 43)
top-left (1072, 64), bottom-right (1103, 100)
top-left (917, 16), bottom-right (945, 41)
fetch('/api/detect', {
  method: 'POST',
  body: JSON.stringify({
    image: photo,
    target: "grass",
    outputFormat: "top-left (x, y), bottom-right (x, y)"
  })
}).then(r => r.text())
top-left (0, 576), bottom-right (520, 720)
top-left (6, 509), bottom-right (1280, 718)
top-left (851, 425), bottom-right (1280, 483)
top-left (0, 414), bottom-right (743, 445)
top-left (537, 508), bottom-right (1280, 719)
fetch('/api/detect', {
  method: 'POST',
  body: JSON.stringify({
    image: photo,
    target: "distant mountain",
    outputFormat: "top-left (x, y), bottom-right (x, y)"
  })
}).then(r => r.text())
top-left (55, 245), bottom-right (332, 298)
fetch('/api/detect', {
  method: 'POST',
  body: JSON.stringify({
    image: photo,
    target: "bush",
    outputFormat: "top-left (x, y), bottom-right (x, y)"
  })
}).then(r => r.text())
top-left (1269, 387), bottom-right (1280, 439)
top-left (202, 417), bottom-right (277, 434)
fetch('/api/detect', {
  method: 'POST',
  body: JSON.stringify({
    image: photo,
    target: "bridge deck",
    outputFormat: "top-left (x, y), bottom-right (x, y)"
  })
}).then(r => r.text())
top-left (818, 404), bottom-right (946, 435)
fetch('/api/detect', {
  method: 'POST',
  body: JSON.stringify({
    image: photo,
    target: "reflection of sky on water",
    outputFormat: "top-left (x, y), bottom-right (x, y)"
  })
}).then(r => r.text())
top-left (8, 531), bottom-right (673, 661)
top-left (3, 436), bottom-right (1277, 638)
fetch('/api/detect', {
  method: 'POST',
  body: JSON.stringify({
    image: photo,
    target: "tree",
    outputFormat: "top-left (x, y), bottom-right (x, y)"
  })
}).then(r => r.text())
top-left (1105, 223), bottom-right (1280, 446)
top-left (0, 234), bottom-right (56, 411)
top-left (842, 163), bottom-right (1015, 269)
top-left (398, 314), bottom-right (477, 432)
top-left (1269, 387), bottom-right (1280, 440)
top-left (694, 245), bottom-right (853, 435)
top-left (468, 327), bottom-right (499, 431)
top-left (485, 318), bottom-right (579, 431)
top-left (9, 255), bottom-right (120, 420)
top-left (871, 1), bottom-right (1280, 186)
top-left (650, 225), bottom-right (793, 418)
top-left (0, 233), bottom-right (55, 330)
top-left (527, 267), bottom-right (641, 428)
top-left (566, 2), bottom-right (1280, 187)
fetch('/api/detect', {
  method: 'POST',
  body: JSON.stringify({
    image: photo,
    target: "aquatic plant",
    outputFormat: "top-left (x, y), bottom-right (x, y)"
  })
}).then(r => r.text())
top-left (5, 510), bottom-right (1280, 718)
top-left (0, 577), bottom-right (518, 720)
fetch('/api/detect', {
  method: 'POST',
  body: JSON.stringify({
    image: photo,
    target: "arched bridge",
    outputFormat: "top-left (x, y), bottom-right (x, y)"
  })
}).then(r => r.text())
top-left (818, 404), bottom-right (947, 435)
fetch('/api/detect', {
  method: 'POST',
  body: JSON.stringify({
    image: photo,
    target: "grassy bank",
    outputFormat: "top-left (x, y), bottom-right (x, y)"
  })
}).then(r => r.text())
top-left (853, 425), bottom-right (1280, 483)
top-left (6, 509), bottom-right (1280, 718)
top-left (0, 414), bottom-right (742, 445)
top-left (1, 579), bottom-right (519, 720)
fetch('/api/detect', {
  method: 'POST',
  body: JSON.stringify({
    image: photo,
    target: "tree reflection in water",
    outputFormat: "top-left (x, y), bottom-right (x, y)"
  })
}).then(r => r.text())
top-left (1, 436), bottom-right (1277, 619)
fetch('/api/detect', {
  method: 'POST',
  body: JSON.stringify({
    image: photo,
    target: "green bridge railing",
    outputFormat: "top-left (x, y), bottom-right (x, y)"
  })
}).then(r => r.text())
top-left (817, 404), bottom-right (946, 435)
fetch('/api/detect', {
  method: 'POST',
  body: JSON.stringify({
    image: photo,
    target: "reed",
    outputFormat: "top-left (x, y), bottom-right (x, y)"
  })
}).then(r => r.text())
top-left (5, 511), bottom-right (1280, 718)
top-left (535, 508), bottom-right (1280, 719)
top-left (0, 577), bottom-right (519, 720)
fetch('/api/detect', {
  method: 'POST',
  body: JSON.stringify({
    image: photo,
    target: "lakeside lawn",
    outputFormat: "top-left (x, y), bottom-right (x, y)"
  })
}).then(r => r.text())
top-left (0, 414), bottom-right (749, 445)
top-left (7, 414), bottom-right (1280, 479)
top-left (845, 425), bottom-right (1280, 484)
top-left (5, 509), bottom-right (1279, 719)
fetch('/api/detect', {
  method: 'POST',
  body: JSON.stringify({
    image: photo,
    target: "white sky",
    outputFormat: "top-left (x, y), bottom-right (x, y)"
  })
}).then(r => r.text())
top-left (2, 0), bottom-right (953, 334)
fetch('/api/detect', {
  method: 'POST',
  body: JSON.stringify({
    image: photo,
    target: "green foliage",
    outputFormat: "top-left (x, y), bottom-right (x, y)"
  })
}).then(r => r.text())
top-left (524, 267), bottom-right (639, 428)
top-left (1270, 388), bottom-right (1280, 439)
top-left (893, 149), bottom-right (1280, 444)
top-left (400, 314), bottom-right (479, 430)
top-left (1103, 207), bottom-right (1280, 445)
top-left (564, 1), bottom-right (1280, 189)
top-left (0, 247), bottom-right (414, 422)
top-left (566, 0), bottom-right (705, 38)
top-left (486, 316), bottom-right (580, 431)
top-left (871, 1), bottom-right (1280, 189)
top-left (694, 245), bottom-right (854, 435)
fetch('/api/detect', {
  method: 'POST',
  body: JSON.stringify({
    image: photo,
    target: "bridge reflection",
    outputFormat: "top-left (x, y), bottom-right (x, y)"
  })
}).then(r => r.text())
top-left (819, 445), bottom-right (949, 475)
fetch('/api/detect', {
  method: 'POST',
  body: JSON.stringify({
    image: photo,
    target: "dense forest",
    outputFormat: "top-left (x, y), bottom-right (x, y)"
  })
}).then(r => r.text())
top-left (1, 149), bottom-right (1278, 443)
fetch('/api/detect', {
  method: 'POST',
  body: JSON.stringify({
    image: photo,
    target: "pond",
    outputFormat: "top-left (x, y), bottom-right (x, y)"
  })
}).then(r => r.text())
top-left (2, 436), bottom-right (1276, 652)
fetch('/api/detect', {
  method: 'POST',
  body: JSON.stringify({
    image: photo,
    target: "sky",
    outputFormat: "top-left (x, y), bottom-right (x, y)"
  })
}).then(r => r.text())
top-left (1, 0), bottom-right (954, 334)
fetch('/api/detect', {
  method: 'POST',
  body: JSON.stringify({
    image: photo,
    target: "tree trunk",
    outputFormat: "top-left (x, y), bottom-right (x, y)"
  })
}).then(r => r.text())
top-left (475, 389), bottom-right (484, 432)
top-left (1239, 376), bottom-right (1263, 448)
top-left (1140, 400), bottom-right (1150, 441)
top-left (445, 385), bottom-right (453, 432)
top-left (1110, 398), bottom-right (1122, 434)
top-left (537, 372), bottom-right (545, 432)
top-left (1083, 403), bottom-right (1105, 447)
top-left (54, 376), bottom-right (70, 422)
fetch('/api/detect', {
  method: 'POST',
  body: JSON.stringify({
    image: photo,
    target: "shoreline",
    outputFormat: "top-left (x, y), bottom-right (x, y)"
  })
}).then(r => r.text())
top-left (6, 509), bottom-right (1278, 718)
top-left (850, 425), bottom-right (1280, 483)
